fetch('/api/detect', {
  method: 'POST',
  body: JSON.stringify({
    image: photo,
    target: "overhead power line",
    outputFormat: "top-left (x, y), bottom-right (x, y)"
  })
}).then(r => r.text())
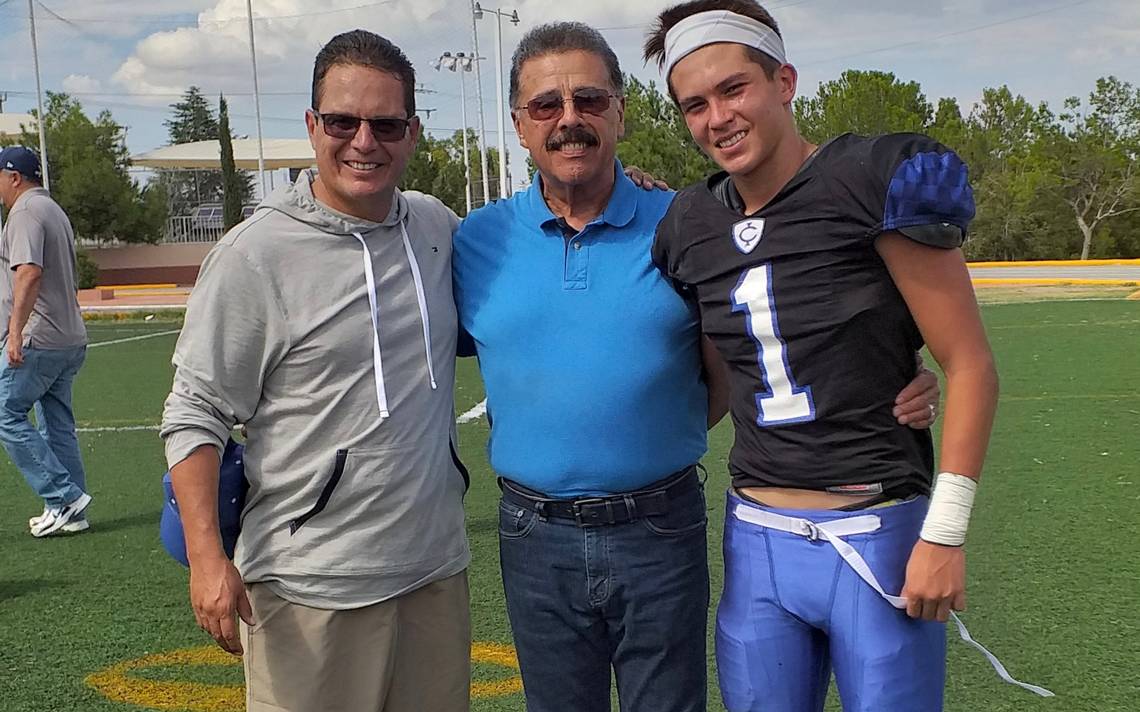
top-left (0, 0), bottom-right (399, 28)
top-left (798, 0), bottom-right (1100, 67)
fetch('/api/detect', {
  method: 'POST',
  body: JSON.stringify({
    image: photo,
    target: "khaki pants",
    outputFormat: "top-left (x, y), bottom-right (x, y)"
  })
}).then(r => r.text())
top-left (241, 572), bottom-right (471, 712)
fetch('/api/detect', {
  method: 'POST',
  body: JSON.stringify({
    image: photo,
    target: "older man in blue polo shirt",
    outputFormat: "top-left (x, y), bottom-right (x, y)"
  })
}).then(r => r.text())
top-left (453, 22), bottom-right (939, 712)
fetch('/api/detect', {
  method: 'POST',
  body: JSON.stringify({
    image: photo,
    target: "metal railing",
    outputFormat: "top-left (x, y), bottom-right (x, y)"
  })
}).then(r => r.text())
top-left (162, 216), bottom-right (226, 244)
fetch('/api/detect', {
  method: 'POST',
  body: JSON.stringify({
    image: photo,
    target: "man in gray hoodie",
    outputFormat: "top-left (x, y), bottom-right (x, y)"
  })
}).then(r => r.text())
top-left (160, 30), bottom-right (471, 712)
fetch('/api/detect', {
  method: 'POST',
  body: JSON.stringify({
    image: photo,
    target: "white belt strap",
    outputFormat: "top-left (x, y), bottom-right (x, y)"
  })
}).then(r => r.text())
top-left (351, 232), bottom-right (389, 419)
top-left (733, 504), bottom-right (1054, 698)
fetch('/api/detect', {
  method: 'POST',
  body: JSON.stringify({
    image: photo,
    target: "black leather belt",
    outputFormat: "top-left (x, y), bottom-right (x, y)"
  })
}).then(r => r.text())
top-left (499, 466), bottom-right (700, 527)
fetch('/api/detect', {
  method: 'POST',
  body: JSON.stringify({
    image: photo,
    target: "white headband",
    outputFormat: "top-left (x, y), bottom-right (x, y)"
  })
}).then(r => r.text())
top-left (662, 9), bottom-right (787, 79)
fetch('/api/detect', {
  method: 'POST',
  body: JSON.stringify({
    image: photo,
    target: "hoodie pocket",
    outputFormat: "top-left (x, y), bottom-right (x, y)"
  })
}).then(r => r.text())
top-left (289, 449), bottom-right (348, 534)
top-left (449, 438), bottom-right (470, 494)
top-left (282, 442), bottom-right (468, 576)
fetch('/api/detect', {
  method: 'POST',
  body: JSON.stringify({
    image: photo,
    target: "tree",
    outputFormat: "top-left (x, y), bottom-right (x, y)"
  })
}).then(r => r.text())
top-left (928, 98), bottom-right (968, 155)
top-left (617, 75), bottom-right (714, 188)
top-left (1045, 76), bottom-right (1140, 259)
top-left (13, 92), bottom-right (166, 243)
top-left (957, 87), bottom-right (1059, 260)
top-left (794, 70), bottom-right (932, 143)
top-left (164, 86), bottom-right (218, 144)
top-left (218, 95), bottom-right (243, 231)
top-left (162, 87), bottom-right (253, 217)
top-left (402, 130), bottom-right (501, 216)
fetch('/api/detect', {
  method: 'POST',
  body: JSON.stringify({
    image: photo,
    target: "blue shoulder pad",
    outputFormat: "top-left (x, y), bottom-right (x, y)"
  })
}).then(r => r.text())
top-left (881, 151), bottom-right (974, 236)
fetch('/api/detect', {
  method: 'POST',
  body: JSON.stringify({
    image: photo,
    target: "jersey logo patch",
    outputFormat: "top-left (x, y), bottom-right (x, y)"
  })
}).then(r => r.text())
top-left (732, 219), bottom-right (765, 254)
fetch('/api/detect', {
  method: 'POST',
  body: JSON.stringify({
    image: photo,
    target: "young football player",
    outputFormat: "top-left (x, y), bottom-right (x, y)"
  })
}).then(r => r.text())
top-left (644, 2), bottom-right (1052, 709)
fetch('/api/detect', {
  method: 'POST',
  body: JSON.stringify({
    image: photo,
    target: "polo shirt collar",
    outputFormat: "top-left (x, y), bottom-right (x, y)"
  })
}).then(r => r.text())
top-left (525, 159), bottom-right (638, 231)
top-left (11, 186), bottom-right (49, 211)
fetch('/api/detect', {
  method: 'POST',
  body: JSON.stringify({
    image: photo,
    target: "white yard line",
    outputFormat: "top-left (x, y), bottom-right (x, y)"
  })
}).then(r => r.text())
top-left (457, 399), bottom-right (487, 424)
top-left (77, 425), bottom-right (160, 433)
top-left (88, 329), bottom-right (181, 348)
top-left (79, 398), bottom-right (491, 434)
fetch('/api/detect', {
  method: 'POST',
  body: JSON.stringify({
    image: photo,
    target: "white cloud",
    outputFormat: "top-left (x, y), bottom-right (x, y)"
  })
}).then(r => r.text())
top-left (2, 0), bottom-right (1135, 174)
top-left (61, 74), bottom-right (104, 94)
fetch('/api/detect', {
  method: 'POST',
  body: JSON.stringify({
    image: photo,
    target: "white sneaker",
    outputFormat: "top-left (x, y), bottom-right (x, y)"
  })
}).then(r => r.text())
top-left (31, 493), bottom-right (93, 538)
top-left (28, 505), bottom-right (48, 529)
top-left (29, 504), bottom-right (89, 532)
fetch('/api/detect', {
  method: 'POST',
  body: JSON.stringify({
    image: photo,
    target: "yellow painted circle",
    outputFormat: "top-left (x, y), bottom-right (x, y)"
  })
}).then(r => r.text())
top-left (86, 641), bottom-right (522, 711)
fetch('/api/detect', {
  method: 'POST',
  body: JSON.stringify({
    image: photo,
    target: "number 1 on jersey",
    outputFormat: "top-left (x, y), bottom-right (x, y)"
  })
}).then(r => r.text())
top-left (731, 264), bottom-right (816, 426)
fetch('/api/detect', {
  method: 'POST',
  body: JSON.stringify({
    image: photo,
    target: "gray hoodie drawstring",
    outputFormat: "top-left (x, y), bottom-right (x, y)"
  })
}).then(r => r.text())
top-left (351, 231), bottom-right (390, 418)
top-left (398, 222), bottom-right (438, 390)
top-left (351, 224), bottom-right (438, 419)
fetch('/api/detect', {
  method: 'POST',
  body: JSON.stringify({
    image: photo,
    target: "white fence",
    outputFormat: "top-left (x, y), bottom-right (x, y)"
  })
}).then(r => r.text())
top-left (162, 216), bottom-right (225, 244)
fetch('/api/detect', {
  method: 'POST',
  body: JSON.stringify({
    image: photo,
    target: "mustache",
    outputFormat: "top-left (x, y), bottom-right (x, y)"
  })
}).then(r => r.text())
top-left (545, 128), bottom-right (599, 151)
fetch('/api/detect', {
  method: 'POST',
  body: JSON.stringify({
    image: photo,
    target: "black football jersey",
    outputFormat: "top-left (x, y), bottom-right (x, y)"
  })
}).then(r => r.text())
top-left (653, 133), bottom-right (975, 495)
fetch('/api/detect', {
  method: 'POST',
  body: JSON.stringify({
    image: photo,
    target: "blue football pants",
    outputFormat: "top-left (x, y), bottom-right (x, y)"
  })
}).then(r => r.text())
top-left (716, 493), bottom-right (946, 712)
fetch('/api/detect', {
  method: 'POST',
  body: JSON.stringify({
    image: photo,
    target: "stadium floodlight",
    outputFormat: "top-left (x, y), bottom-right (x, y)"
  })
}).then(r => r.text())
top-left (468, 2), bottom-right (492, 206)
top-left (473, 3), bottom-right (519, 199)
top-left (435, 51), bottom-right (480, 214)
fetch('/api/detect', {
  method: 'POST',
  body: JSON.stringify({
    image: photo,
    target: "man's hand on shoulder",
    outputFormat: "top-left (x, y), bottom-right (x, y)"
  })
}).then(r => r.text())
top-left (623, 165), bottom-right (670, 191)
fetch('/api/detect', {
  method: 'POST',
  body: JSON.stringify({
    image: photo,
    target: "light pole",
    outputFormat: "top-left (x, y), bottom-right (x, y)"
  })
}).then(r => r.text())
top-left (473, 2), bottom-right (518, 199)
top-left (468, 2), bottom-right (491, 206)
top-left (27, 0), bottom-right (49, 189)
top-left (244, 0), bottom-right (267, 196)
top-left (433, 52), bottom-right (477, 216)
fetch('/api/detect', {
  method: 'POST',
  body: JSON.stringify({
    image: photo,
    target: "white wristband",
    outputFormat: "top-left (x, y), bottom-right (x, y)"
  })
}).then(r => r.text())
top-left (920, 472), bottom-right (977, 546)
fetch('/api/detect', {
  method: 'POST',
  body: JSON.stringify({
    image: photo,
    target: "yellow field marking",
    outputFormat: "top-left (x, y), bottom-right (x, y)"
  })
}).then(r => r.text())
top-left (973, 278), bottom-right (1140, 286)
top-left (103, 291), bottom-right (189, 298)
top-left (968, 259), bottom-right (1140, 267)
top-left (471, 641), bottom-right (524, 698)
top-left (989, 319), bottom-right (1140, 330)
top-left (86, 647), bottom-right (241, 712)
top-left (1001, 393), bottom-right (1140, 403)
top-left (1129, 289), bottom-right (1140, 300)
top-left (87, 642), bottom-right (523, 711)
top-left (100, 283), bottom-right (179, 291)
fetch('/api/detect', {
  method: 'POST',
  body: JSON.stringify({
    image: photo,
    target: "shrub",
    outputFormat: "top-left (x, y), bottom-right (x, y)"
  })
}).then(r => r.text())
top-left (76, 250), bottom-right (100, 289)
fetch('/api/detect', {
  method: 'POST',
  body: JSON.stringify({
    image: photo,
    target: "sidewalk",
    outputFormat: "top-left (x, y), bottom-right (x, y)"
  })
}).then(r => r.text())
top-left (79, 284), bottom-right (190, 312)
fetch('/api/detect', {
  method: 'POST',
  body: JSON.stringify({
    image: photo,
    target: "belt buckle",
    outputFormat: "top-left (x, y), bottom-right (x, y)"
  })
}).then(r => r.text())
top-left (572, 497), bottom-right (609, 527)
top-left (799, 519), bottom-right (821, 541)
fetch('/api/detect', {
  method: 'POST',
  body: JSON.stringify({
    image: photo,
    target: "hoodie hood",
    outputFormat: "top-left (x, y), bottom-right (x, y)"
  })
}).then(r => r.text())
top-left (259, 168), bottom-right (409, 235)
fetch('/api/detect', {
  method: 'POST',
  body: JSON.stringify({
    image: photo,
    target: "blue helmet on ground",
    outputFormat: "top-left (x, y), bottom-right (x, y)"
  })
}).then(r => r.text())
top-left (160, 438), bottom-right (248, 567)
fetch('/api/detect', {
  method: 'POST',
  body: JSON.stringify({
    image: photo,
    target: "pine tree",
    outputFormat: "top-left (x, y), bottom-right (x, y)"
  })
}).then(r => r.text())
top-left (218, 96), bottom-right (244, 231)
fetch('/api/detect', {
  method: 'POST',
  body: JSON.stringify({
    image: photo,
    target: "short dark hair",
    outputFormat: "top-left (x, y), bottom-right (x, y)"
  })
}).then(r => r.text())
top-left (312, 29), bottom-right (416, 117)
top-left (509, 22), bottom-right (623, 107)
top-left (644, 0), bottom-right (782, 93)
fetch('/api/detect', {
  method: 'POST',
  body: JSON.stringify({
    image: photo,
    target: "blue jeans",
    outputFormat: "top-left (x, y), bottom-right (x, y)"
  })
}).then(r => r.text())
top-left (0, 345), bottom-right (88, 507)
top-left (498, 472), bottom-right (710, 712)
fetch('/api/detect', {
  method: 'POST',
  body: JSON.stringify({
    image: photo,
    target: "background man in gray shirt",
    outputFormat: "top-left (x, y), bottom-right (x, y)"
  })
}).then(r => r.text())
top-left (0, 145), bottom-right (91, 538)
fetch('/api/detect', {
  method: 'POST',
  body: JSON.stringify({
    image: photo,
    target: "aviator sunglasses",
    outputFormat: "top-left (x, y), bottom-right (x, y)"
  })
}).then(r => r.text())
top-left (312, 112), bottom-right (412, 142)
top-left (515, 87), bottom-right (621, 121)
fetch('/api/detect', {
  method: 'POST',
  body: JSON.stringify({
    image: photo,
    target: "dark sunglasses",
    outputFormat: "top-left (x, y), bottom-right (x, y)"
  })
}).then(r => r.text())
top-left (313, 112), bottom-right (412, 142)
top-left (515, 88), bottom-right (620, 121)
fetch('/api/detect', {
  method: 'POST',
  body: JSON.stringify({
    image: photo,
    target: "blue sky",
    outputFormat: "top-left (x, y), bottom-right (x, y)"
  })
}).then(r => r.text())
top-left (1, 0), bottom-right (1137, 194)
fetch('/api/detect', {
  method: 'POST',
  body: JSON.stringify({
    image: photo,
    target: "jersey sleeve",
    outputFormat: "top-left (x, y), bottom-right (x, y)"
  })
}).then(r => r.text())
top-left (651, 187), bottom-right (698, 297)
top-left (863, 134), bottom-right (975, 249)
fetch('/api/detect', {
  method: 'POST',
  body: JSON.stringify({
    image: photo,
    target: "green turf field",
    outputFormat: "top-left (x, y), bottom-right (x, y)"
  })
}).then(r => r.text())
top-left (0, 299), bottom-right (1136, 712)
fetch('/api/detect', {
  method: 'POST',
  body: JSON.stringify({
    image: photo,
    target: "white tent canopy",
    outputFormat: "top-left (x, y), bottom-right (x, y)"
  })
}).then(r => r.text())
top-left (0, 113), bottom-right (37, 140)
top-left (130, 138), bottom-right (315, 170)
